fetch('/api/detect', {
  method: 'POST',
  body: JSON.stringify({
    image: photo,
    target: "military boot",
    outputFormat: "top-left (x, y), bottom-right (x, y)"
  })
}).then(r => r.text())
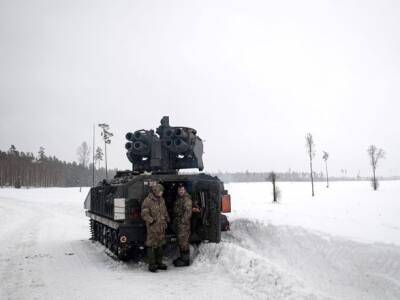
top-left (172, 249), bottom-right (181, 266)
top-left (147, 247), bottom-right (158, 273)
top-left (173, 249), bottom-right (190, 267)
top-left (155, 247), bottom-right (168, 270)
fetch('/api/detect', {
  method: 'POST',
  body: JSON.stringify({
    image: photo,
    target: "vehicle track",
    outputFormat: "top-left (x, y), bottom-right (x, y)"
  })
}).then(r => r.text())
top-left (0, 197), bottom-right (45, 299)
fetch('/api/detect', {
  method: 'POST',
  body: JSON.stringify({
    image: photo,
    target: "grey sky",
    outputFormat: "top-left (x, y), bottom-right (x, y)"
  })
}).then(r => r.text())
top-left (1, 0), bottom-right (399, 176)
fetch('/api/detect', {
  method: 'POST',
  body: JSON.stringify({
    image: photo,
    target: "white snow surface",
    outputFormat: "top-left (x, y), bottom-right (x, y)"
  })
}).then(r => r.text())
top-left (0, 180), bottom-right (400, 299)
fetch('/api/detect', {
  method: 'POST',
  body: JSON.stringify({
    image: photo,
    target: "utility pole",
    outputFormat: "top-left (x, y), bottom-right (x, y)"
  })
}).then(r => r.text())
top-left (92, 124), bottom-right (95, 186)
top-left (104, 138), bottom-right (108, 179)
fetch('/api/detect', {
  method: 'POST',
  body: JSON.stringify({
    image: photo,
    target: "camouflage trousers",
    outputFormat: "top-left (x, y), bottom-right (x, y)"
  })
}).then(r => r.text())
top-left (145, 221), bottom-right (167, 247)
top-left (176, 223), bottom-right (190, 251)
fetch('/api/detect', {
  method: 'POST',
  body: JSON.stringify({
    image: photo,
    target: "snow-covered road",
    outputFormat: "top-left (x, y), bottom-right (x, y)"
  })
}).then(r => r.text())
top-left (1, 181), bottom-right (400, 299)
top-left (0, 188), bottom-right (248, 300)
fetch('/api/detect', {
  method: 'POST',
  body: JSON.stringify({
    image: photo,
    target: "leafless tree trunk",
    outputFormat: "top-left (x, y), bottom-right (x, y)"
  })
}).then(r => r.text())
top-left (268, 172), bottom-right (280, 202)
top-left (306, 133), bottom-right (315, 196)
top-left (98, 124), bottom-right (113, 180)
top-left (367, 145), bottom-right (385, 191)
top-left (322, 151), bottom-right (329, 188)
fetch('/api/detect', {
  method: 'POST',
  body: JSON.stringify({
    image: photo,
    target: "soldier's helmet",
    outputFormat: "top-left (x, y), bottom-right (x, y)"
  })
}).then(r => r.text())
top-left (177, 183), bottom-right (186, 190)
top-left (151, 183), bottom-right (164, 194)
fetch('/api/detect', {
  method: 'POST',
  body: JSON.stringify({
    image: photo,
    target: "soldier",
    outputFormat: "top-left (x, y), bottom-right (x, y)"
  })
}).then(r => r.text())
top-left (141, 183), bottom-right (170, 272)
top-left (173, 184), bottom-right (195, 267)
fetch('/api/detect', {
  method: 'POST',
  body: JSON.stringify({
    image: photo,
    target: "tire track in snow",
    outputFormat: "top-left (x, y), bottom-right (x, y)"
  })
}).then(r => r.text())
top-left (0, 198), bottom-right (46, 299)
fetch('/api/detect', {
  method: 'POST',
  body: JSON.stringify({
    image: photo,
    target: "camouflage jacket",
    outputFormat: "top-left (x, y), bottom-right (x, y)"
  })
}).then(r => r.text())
top-left (141, 193), bottom-right (170, 247)
top-left (173, 192), bottom-right (192, 226)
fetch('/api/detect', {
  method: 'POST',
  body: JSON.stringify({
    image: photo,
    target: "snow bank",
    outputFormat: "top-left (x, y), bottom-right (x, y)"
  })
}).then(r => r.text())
top-left (222, 219), bottom-right (400, 299)
top-left (194, 229), bottom-right (323, 299)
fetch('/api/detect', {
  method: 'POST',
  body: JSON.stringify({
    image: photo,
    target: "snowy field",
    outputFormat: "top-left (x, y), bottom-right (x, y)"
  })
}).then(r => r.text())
top-left (0, 181), bottom-right (400, 299)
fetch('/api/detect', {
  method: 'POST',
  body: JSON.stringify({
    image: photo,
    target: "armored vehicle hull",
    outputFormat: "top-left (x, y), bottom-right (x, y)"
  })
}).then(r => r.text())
top-left (85, 172), bottom-right (230, 260)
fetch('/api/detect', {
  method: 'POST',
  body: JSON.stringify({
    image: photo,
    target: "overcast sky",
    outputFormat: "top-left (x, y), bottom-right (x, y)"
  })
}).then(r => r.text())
top-left (1, 0), bottom-right (399, 176)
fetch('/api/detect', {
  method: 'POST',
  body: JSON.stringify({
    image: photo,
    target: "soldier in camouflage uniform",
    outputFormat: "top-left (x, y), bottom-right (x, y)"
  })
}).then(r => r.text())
top-left (141, 183), bottom-right (170, 272)
top-left (173, 184), bottom-right (195, 267)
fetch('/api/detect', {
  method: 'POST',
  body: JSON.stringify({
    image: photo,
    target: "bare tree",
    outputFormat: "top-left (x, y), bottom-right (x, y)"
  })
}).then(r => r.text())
top-left (98, 123), bottom-right (113, 179)
top-left (269, 172), bottom-right (281, 203)
top-left (367, 145), bottom-right (385, 191)
top-left (94, 146), bottom-right (104, 169)
top-left (322, 151), bottom-right (329, 188)
top-left (305, 133), bottom-right (315, 196)
top-left (77, 142), bottom-right (90, 167)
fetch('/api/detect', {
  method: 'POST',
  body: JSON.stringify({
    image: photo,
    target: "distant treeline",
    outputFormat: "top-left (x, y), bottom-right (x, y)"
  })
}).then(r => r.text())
top-left (211, 171), bottom-right (400, 183)
top-left (2, 145), bottom-right (398, 187)
top-left (0, 145), bottom-right (115, 188)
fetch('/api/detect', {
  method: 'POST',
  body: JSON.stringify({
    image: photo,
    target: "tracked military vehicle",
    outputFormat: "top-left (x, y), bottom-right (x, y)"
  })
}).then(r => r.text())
top-left (84, 117), bottom-right (231, 260)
